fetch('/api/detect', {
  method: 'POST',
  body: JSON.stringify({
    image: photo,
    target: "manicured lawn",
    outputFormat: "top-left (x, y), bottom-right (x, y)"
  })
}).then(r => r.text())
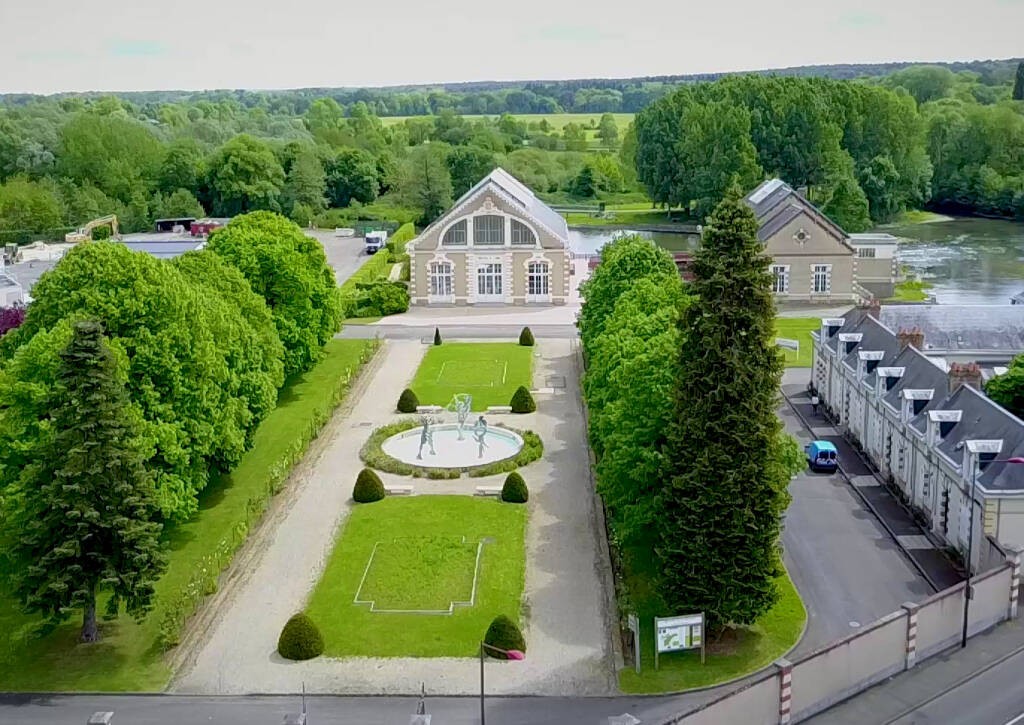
top-left (0, 339), bottom-right (377, 691)
top-left (887, 279), bottom-right (933, 302)
top-left (305, 496), bottom-right (526, 657)
top-left (410, 343), bottom-right (533, 410)
top-left (775, 318), bottom-right (819, 368)
top-left (618, 567), bottom-right (806, 693)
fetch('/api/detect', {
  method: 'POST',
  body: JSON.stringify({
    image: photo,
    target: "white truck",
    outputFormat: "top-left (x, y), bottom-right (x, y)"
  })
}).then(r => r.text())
top-left (364, 230), bottom-right (388, 255)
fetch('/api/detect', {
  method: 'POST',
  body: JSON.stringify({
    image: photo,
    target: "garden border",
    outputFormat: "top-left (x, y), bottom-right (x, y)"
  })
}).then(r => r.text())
top-left (360, 417), bottom-right (543, 478)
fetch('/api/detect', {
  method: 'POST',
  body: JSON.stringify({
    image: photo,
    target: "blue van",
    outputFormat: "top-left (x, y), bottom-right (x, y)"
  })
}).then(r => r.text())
top-left (805, 440), bottom-right (839, 472)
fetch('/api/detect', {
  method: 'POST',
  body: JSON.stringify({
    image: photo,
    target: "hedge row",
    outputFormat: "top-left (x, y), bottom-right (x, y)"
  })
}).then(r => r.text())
top-left (339, 223), bottom-right (417, 319)
top-left (359, 418), bottom-right (543, 479)
top-left (155, 339), bottom-right (380, 651)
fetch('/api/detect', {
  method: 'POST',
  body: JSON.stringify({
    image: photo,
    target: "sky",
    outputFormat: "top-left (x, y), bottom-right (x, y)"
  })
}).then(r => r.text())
top-left (1, 0), bottom-right (1022, 94)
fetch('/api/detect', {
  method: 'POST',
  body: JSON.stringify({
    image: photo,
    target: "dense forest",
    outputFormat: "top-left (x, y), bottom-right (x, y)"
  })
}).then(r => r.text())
top-left (1, 59), bottom-right (1023, 243)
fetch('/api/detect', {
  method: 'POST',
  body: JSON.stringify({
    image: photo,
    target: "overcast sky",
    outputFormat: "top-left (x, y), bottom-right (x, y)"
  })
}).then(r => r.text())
top-left (1, 0), bottom-right (1021, 94)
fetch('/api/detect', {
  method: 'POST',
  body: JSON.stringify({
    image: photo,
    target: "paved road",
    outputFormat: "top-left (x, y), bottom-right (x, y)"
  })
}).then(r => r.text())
top-left (310, 230), bottom-right (368, 285)
top-left (338, 324), bottom-right (579, 340)
top-left (809, 620), bottom-right (1024, 725)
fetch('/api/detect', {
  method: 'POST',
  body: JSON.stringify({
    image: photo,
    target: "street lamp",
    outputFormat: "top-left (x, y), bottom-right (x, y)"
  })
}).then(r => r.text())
top-left (479, 641), bottom-right (525, 725)
top-left (962, 450), bottom-right (1024, 648)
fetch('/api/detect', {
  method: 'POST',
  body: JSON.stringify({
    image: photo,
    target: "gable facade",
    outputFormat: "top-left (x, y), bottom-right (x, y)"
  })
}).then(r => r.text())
top-left (409, 169), bottom-right (570, 306)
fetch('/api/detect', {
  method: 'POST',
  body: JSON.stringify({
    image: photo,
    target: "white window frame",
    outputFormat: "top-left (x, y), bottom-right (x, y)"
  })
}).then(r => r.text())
top-left (526, 260), bottom-right (551, 302)
top-left (812, 264), bottom-right (832, 294)
top-left (428, 260), bottom-right (454, 302)
top-left (771, 265), bottom-right (789, 294)
top-left (476, 262), bottom-right (503, 300)
top-left (857, 247), bottom-right (876, 258)
top-left (442, 219), bottom-right (467, 246)
top-left (510, 219), bottom-right (537, 246)
top-left (473, 215), bottom-right (505, 246)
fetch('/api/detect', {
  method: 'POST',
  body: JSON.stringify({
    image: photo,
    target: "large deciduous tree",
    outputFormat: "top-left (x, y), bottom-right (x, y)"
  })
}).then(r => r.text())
top-left (657, 192), bottom-right (794, 629)
top-left (207, 211), bottom-right (343, 376)
top-left (4, 319), bottom-right (165, 642)
top-left (446, 146), bottom-right (496, 197)
top-left (206, 134), bottom-right (285, 216)
top-left (0, 176), bottom-right (64, 233)
top-left (399, 143), bottom-right (453, 225)
top-left (324, 148), bottom-right (379, 207)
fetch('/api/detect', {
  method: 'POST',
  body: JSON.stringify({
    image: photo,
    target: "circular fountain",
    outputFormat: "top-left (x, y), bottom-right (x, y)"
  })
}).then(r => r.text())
top-left (381, 423), bottom-right (524, 469)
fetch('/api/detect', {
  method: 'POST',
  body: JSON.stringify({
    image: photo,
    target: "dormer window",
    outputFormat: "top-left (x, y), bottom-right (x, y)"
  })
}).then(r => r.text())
top-left (474, 215), bottom-right (504, 245)
top-left (510, 220), bottom-right (536, 246)
top-left (442, 219), bottom-right (467, 246)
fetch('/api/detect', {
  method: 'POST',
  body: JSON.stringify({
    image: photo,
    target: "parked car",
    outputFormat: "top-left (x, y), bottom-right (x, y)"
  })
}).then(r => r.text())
top-left (805, 440), bottom-right (838, 472)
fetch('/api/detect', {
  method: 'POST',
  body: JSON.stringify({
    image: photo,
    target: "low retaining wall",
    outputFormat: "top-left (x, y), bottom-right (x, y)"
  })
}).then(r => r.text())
top-left (660, 546), bottom-right (1022, 724)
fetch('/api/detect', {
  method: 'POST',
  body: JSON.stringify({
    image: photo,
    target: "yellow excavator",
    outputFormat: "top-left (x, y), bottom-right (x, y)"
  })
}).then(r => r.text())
top-left (65, 215), bottom-right (120, 243)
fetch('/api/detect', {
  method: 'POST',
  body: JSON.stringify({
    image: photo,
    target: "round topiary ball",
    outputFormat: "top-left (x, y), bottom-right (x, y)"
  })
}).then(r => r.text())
top-left (277, 612), bottom-right (324, 661)
top-left (519, 326), bottom-right (535, 347)
top-left (484, 614), bottom-right (526, 659)
top-left (397, 387), bottom-right (420, 413)
top-left (501, 471), bottom-right (528, 503)
top-left (353, 468), bottom-right (386, 503)
top-left (510, 385), bottom-right (536, 413)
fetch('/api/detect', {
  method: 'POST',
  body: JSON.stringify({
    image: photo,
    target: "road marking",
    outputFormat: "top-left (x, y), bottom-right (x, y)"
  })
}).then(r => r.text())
top-left (1003, 712), bottom-right (1024, 725)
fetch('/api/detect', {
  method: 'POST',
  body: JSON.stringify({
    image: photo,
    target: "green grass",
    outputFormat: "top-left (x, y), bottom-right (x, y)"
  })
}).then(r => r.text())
top-left (380, 112), bottom-right (634, 134)
top-left (893, 209), bottom-right (951, 225)
top-left (306, 496), bottom-right (526, 656)
top-left (0, 339), bottom-right (377, 691)
top-left (410, 343), bottom-right (533, 410)
top-left (775, 318), bottom-right (819, 368)
top-left (887, 279), bottom-right (933, 302)
top-left (618, 567), bottom-right (805, 693)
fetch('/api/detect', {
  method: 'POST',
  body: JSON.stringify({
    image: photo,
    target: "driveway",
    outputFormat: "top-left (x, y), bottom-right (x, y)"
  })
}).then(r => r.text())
top-left (780, 371), bottom-right (933, 654)
top-left (306, 229), bottom-right (368, 286)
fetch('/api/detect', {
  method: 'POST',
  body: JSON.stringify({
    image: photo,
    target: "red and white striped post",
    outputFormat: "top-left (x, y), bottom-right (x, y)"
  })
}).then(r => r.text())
top-left (775, 657), bottom-right (793, 724)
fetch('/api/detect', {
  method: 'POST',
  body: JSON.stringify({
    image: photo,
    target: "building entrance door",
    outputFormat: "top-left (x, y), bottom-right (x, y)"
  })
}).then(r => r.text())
top-left (476, 263), bottom-right (503, 302)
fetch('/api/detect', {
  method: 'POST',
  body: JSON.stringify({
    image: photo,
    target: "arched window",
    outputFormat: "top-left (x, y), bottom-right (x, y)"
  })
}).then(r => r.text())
top-left (473, 215), bottom-right (505, 245)
top-left (510, 219), bottom-right (536, 246)
top-left (442, 219), bottom-right (467, 246)
top-left (429, 261), bottom-right (454, 299)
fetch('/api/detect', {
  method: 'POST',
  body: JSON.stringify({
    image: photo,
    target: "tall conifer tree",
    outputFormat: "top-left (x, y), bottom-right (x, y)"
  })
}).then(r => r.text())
top-left (657, 190), bottom-right (790, 628)
top-left (7, 320), bottom-right (165, 642)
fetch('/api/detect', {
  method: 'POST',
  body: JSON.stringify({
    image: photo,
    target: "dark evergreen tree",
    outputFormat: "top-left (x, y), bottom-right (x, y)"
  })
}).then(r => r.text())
top-left (657, 191), bottom-right (790, 630)
top-left (6, 320), bottom-right (165, 642)
top-left (1015, 62), bottom-right (1024, 101)
top-left (433, 327), bottom-right (442, 346)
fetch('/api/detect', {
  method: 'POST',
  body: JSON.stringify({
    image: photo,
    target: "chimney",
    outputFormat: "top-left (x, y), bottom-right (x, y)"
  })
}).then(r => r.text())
top-left (948, 362), bottom-right (983, 394)
top-left (866, 299), bottom-right (881, 319)
top-left (897, 327), bottom-right (925, 351)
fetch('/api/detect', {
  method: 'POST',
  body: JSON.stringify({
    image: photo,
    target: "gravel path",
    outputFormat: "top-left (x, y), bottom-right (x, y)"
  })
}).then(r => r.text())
top-left (171, 338), bottom-right (616, 695)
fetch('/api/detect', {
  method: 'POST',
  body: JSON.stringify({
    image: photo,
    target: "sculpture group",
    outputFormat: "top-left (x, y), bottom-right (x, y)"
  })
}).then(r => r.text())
top-left (415, 393), bottom-right (489, 460)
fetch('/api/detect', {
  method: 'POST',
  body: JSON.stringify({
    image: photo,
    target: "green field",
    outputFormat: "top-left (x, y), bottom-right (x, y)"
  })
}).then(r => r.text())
top-left (306, 496), bottom-right (526, 656)
top-left (380, 112), bottom-right (634, 134)
top-left (0, 339), bottom-right (377, 691)
top-left (775, 318), bottom-right (819, 368)
top-left (618, 566), bottom-right (806, 693)
top-left (887, 279), bottom-right (933, 302)
top-left (409, 343), bottom-right (533, 410)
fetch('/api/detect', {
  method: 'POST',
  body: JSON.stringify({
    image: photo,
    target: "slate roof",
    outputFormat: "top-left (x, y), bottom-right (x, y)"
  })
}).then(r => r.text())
top-left (745, 178), bottom-right (851, 249)
top-left (878, 305), bottom-right (1024, 353)
top-left (119, 240), bottom-right (205, 259)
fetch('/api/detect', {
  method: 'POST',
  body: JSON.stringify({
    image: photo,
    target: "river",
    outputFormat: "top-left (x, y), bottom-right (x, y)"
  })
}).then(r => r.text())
top-left (570, 218), bottom-right (1024, 306)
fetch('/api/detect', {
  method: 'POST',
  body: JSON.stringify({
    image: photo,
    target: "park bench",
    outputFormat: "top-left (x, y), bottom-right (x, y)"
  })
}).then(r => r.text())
top-left (486, 405), bottom-right (513, 414)
top-left (416, 405), bottom-right (444, 413)
top-left (385, 484), bottom-right (414, 496)
top-left (474, 485), bottom-right (503, 497)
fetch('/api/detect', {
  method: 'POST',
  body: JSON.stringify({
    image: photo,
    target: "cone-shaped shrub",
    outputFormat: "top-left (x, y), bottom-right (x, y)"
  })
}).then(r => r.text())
top-left (484, 614), bottom-right (526, 658)
top-left (397, 387), bottom-right (420, 413)
top-left (434, 327), bottom-right (442, 345)
top-left (519, 326), bottom-right (535, 347)
top-left (353, 468), bottom-right (386, 503)
top-left (277, 613), bottom-right (324, 660)
top-left (501, 471), bottom-right (529, 503)
top-left (510, 385), bottom-right (536, 413)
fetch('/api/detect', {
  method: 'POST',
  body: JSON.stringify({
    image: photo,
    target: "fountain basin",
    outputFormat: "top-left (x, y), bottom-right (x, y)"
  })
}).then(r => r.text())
top-left (380, 423), bottom-right (524, 469)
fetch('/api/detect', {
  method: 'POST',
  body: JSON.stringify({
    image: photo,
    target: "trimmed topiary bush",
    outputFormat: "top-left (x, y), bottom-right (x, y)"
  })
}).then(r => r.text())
top-left (484, 614), bottom-right (526, 658)
top-left (434, 327), bottom-right (442, 346)
top-left (510, 385), bottom-right (536, 413)
top-left (501, 471), bottom-right (528, 503)
top-left (277, 612), bottom-right (324, 660)
top-left (353, 468), bottom-right (386, 503)
top-left (519, 326), bottom-right (535, 347)
top-left (397, 387), bottom-right (420, 413)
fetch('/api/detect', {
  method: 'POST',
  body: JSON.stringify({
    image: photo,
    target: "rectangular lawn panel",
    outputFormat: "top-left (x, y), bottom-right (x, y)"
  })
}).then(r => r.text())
top-left (355, 536), bottom-right (481, 612)
top-left (306, 496), bottom-right (526, 657)
top-left (775, 317), bottom-right (819, 368)
top-left (411, 343), bottom-right (532, 410)
top-left (0, 339), bottom-right (376, 691)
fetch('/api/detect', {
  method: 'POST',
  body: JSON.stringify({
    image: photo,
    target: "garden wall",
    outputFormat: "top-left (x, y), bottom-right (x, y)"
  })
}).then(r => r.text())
top-left (660, 549), bottom-right (1021, 724)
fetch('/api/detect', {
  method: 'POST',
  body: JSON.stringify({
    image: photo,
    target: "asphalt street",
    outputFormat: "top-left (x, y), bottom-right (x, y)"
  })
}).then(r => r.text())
top-left (338, 324), bottom-right (580, 340)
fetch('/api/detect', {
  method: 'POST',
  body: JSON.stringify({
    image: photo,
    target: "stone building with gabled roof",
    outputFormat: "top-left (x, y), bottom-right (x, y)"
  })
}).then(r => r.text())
top-left (746, 179), bottom-right (897, 302)
top-left (407, 168), bottom-right (570, 306)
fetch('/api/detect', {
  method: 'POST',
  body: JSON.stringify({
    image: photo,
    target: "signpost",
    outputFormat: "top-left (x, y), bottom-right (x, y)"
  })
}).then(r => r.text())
top-left (654, 613), bottom-right (705, 669)
top-left (626, 613), bottom-right (640, 674)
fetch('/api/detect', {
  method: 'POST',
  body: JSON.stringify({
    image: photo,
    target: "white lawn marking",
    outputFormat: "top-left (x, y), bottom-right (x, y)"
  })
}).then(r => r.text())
top-left (435, 360), bottom-right (506, 388)
top-left (352, 536), bottom-right (485, 615)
